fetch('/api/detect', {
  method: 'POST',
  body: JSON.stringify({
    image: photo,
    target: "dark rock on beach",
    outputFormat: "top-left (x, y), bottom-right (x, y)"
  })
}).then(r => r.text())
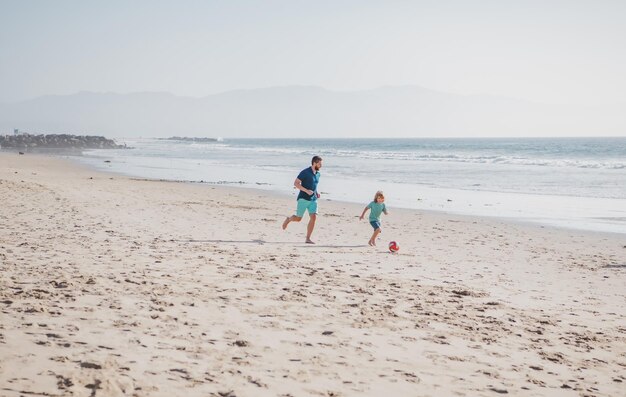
top-left (0, 133), bottom-right (125, 150)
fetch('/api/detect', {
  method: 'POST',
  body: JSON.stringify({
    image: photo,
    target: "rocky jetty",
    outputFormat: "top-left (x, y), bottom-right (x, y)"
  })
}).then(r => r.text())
top-left (0, 134), bottom-right (125, 150)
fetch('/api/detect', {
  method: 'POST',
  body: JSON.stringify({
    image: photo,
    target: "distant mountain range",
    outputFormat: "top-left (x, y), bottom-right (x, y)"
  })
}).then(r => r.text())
top-left (0, 86), bottom-right (623, 138)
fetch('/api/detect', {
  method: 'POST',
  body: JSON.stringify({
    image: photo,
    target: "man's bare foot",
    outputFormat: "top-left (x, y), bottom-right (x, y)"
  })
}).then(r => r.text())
top-left (368, 240), bottom-right (374, 246)
top-left (371, 240), bottom-right (376, 246)
top-left (305, 239), bottom-right (315, 244)
top-left (282, 217), bottom-right (290, 230)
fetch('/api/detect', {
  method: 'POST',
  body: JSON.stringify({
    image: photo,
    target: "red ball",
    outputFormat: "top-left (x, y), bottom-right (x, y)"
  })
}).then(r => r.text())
top-left (388, 241), bottom-right (399, 252)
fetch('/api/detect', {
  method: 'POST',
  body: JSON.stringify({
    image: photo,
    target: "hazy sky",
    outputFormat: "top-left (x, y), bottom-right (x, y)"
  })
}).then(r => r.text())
top-left (1, 0), bottom-right (625, 106)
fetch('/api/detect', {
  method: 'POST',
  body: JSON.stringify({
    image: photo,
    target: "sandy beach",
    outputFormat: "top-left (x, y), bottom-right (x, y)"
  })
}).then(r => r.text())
top-left (1, 152), bottom-right (625, 397)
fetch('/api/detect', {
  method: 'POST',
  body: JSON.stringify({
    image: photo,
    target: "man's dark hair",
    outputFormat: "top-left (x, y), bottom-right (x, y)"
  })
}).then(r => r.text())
top-left (312, 155), bottom-right (322, 165)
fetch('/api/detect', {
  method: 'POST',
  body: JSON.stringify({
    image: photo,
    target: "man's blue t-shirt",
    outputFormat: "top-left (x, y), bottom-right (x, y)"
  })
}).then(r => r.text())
top-left (296, 167), bottom-right (320, 201)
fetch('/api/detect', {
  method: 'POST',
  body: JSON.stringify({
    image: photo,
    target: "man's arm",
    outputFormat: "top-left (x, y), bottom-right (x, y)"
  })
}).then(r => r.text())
top-left (294, 178), bottom-right (313, 195)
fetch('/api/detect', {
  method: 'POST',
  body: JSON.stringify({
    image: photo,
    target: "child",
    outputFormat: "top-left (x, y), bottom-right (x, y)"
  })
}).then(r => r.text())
top-left (359, 191), bottom-right (388, 246)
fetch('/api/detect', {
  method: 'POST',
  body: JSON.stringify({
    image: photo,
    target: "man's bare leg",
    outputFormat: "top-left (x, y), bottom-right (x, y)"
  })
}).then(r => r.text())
top-left (283, 215), bottom-right (301, 230)
top-left (305, 213), bottom-right (317, 243)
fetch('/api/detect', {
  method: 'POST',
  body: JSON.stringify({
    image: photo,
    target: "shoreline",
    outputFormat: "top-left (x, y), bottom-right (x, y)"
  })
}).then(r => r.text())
top-left (111, 177), bottom-right (626, 240)
top-left (67, 150), bottom-right (626, 239)
top-left (1, 151), bottom-right (625, 396)
top-left (71, 144), bottom-right (626, 236)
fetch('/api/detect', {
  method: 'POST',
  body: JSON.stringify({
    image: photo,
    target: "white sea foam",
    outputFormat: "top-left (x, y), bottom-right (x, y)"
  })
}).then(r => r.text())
top-left (176, 142), bottom-right (626, 170)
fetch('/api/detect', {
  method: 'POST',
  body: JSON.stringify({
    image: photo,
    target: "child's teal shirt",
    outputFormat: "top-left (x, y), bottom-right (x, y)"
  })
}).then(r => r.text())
top-left (367, 201), bottom-right (387, 221)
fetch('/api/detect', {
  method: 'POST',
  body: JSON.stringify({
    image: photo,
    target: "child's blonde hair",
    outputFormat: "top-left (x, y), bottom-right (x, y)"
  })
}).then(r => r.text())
top-left (374, 190), bottom-right (385, 201)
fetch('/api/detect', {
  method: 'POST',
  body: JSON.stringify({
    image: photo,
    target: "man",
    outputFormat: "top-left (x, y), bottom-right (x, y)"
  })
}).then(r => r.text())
top-left (282, 156), bottom-right (322, 244)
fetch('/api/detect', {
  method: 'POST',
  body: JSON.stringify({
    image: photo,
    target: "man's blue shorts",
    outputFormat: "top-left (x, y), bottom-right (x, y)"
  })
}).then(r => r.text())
top-left (296, 198), bottom-right (318, 217)
top-left (370, 220), bottom-right (381, 230)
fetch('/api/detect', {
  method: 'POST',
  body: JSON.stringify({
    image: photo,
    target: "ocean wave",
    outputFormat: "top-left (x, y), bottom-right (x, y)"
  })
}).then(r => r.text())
top-left (211, 145), bottom-right (626, 169)
top-left (118, 139), bottom-right (626, 170)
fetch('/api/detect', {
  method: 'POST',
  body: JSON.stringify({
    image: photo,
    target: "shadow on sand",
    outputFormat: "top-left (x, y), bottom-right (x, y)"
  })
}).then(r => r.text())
top-left (177, 239), bottom-right (368, 248)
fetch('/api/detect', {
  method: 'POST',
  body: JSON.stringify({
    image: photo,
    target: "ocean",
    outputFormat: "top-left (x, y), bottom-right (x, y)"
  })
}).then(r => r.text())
top-left (75, 137), bottom-right (626, 234)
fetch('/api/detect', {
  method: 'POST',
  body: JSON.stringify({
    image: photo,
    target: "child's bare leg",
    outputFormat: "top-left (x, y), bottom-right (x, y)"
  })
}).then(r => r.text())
top-left (369, 230), bottom-right (376, 245)
top-left (371, 228), bottom-right (381, 245)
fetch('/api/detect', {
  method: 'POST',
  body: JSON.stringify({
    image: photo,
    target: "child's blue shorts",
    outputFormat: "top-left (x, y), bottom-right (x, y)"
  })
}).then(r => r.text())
top-left (369, 220), bottom-right (381, 230)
